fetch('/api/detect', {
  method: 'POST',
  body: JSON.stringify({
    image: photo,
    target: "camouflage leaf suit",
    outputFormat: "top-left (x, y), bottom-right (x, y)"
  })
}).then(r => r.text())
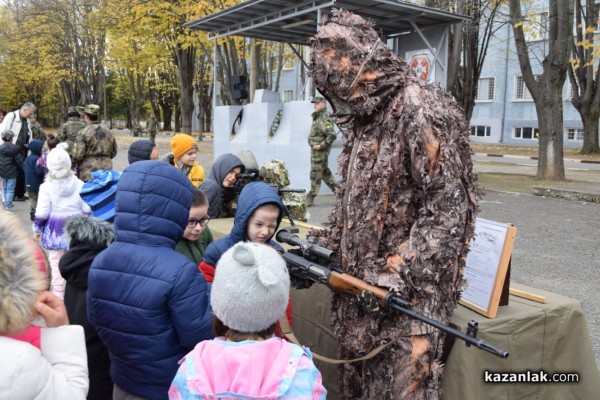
top-left (307, 107), bottom-right (337, 199)
top-left (72, 123), bottom-right (118, 182)
top-left (56, 117), bottom-right (86, 155)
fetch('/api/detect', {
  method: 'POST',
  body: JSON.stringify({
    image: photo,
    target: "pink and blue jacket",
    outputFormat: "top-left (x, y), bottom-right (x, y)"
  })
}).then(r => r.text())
top-left (168, 337), bottom-right (327, 399)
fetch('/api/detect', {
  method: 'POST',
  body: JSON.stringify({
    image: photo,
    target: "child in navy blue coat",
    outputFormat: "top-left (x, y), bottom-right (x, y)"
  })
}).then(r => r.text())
top-left (24, 139), bottom-right (45, 220)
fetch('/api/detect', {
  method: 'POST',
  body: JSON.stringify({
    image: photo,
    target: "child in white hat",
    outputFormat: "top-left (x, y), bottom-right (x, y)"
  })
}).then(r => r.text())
top-left (169, 242), bottom-right (327, 399)
top-left (33, 143), bottom-right (90, 299)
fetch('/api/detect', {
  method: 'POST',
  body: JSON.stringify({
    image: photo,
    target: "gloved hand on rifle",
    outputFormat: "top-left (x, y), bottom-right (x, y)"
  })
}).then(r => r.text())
top-left (356, 289), bottom-right (388, 317)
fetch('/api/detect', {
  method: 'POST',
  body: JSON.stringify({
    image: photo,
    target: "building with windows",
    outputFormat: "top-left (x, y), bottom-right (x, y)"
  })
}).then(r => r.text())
top-left (469, 4), bottom-right (586, 148)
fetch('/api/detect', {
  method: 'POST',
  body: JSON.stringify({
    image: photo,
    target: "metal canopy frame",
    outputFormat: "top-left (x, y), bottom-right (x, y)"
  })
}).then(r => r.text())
top-left (185, 0), bottom-right (470, 46)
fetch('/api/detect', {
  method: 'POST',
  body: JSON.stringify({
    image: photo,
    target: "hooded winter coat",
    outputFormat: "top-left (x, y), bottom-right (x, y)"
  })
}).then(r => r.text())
top-left (87, 160), bottom-right (214, 400)
top-left (0, 210), bottom-right (88, 399)
top-left (0, 141), bottom-right (24, 179)
top-left (198, 153), bottom-right (245, 218)
top-left (33, 173), bottom-right (91, 250)
top-left (24, 139), bottom-right (45, 192)
top-left (168, 337), bottom-right (326, 399)
top-left (199, 181), bottom-right (285, 282)
top-left (60, 215), bottom-right (115, 400)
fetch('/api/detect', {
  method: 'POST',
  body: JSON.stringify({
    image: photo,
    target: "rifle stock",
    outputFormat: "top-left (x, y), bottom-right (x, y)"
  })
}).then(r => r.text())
top-left (279, 230), bottom-right (509, 359)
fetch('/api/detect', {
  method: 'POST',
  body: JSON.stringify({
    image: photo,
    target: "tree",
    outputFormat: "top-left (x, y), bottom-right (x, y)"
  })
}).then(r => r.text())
top-left (568, 0), bottom-right (600, 154)
top-left (509, 0), bottom-right (573, 180)
top-left (446, 0), bottom-right (505, 121)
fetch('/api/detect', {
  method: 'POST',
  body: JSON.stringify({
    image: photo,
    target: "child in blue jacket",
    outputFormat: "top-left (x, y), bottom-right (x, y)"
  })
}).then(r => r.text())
top-left (23, 139), bottom-right (45, 220)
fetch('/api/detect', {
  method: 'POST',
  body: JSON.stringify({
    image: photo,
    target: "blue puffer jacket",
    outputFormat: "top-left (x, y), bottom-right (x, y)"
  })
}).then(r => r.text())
top-left (87, 161), bottom-right (213, 400)
top-left (23, 140), bottom-right (45, 192)
top-left (201, 182), bottom-right (285, 274)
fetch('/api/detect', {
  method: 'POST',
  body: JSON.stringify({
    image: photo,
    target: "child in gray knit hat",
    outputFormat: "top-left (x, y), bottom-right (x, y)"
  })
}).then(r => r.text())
top-left (169, 242), bottom-right (327, 399)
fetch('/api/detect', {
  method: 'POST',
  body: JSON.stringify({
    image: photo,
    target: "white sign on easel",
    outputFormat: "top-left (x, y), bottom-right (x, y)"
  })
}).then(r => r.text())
top-left (460, 218), bottom-right (517, 318)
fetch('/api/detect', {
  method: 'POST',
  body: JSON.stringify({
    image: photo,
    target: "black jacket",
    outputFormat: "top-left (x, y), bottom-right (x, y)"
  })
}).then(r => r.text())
top-left (0, 142), bottom-right (24, 179)
top-left (59, 215), bottom-right (115, 400)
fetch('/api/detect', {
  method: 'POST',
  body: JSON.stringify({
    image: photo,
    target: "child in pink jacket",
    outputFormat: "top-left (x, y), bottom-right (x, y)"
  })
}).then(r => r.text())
top-left (169, 242), bottom-right (326, 399)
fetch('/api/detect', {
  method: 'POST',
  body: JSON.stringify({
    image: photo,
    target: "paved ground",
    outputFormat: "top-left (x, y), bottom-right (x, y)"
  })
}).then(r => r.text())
top-left (6, 133), bottom-right (600, 369)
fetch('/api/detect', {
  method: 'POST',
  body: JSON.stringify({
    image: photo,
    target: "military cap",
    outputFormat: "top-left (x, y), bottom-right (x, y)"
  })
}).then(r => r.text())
top-left (311, 96), bottom-right (325, 103)
top-left (84, 104), bottom-right (100, 116)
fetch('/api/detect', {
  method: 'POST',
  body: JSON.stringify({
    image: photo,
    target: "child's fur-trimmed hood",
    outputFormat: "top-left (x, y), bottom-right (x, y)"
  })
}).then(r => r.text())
top-left (0, 211), bottom-right (43, 334)
top-left (64, 215), bottom-right (115, 248)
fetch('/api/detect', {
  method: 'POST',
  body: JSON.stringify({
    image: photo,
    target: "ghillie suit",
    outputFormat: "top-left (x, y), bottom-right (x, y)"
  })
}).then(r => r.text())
top-left (309, 10), bottom-right (479, 400)
top-left (259, 159), bottom-right (309, 222)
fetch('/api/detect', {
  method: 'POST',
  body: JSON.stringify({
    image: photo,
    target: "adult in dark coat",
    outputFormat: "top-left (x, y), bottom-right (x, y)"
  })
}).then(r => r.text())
top-left (87, 160), bottom-right (214, 400)
top-left (59, 215), bottom-right (115, 400)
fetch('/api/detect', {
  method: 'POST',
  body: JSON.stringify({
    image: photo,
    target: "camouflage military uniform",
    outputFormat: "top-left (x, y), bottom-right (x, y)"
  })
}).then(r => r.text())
top-left (56, 116), bottom-right (86, 155)
top-left (72, 123), bottom-right (118, 182)
top-left (146, 115), bottom-right (159, 143)
top-left (307, 106), bottom-right (337, 204)
top-left (30, 121), bottom-right (46, 141)
top-left (268, 107), bottom-right (283, 140)
top-left (260, 159), bottom-right (308, 222)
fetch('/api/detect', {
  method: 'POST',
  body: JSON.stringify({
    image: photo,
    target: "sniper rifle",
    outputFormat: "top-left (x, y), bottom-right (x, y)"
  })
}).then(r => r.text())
top-left (276, 228), bottom-right (510, 359)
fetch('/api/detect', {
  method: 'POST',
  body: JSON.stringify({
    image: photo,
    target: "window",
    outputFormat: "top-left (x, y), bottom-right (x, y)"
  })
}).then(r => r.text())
top-left (514, 75), bottom-right (540, 100)
top-left (566, 128), bottom-right (584, 140)
top-left (514, 127), bottom-right (539, 140)
top-left (470, 125), bottom-right (491, 137)
top-left (524, 12), bottom-right (548, 42)
top-left (475, 77), bottom-right (495, 101)
top-left (283, 90), bottom-right (294, 102)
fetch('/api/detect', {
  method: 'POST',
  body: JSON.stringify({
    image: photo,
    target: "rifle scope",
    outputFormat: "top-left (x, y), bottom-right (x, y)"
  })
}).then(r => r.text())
top-left (276, 229), bottom-right (336, 262)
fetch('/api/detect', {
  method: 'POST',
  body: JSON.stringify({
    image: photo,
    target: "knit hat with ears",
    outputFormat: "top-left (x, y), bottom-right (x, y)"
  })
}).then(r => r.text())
top-left (170, 134), bottom-right (198, 159)
top-left (46, 142), bottom-right (73, 179)
top-left (211, 242), bottom-right (290, 333)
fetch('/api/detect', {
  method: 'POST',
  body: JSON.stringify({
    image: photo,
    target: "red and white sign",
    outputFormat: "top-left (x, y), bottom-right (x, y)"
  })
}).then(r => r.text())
top-left (409, 54), bottom-right (431, 80)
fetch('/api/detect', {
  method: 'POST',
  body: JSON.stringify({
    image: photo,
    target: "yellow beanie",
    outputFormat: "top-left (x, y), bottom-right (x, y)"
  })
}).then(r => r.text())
top-left (171, 134), bottom-right (198, 159)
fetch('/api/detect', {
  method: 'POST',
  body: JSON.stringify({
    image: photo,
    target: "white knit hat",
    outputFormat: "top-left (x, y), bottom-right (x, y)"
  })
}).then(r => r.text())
top-left (46, 143), bottom-right (72, 179)
top-left (211, 242), bottom-right (290, 333)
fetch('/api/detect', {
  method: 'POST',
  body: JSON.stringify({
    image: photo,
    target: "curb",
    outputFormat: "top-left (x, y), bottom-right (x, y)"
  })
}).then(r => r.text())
top-left (532, 186), bottom-right (600, 204)
top-left (474, 153), bottom-right (600, 164)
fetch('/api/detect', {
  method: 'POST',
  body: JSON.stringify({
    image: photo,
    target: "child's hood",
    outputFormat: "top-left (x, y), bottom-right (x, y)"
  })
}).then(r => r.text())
top-left (28, 140), bottom-right (44, 156)
top-left (182, 338), bottom-right (301, 398)
top-left (46, 174), bottom-right (83, 198)
top-left (230, 182), bottom-right (284, 243)
top-left (208, 153), bottom-right (245, 184)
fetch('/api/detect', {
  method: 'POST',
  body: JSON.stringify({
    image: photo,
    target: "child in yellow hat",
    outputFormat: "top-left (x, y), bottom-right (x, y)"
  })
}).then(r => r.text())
top-left (168, 134), bottom-right (205, 187)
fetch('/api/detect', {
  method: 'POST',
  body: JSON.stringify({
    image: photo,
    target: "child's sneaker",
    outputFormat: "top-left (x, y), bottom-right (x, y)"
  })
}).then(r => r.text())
top-left (5, 204), bottom-right (14, 210)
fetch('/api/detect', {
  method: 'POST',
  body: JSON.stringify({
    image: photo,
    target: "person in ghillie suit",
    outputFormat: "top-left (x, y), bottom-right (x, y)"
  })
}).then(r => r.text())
top-left (56, 106), bottom-right (86, 156)
top-left (59, 215), bottom-right (115, 400)
top-left (72, 104), bottom-right (118, 182)
top-left (309, 10), bottom-right (479, 400)
top-left (305, 96), bottom-right (337, 207)
top-left (23, 139), bottom-right (45, 220)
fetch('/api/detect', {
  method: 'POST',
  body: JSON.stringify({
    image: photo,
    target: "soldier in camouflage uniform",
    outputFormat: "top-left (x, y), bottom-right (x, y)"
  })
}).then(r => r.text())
top-left (29, 114), bottom-right (47, 141)
top-left (72, 104), bottom-right (118, 182)
top-left (56, 106), bottom-right (86, 155)
top-left (268, 107), bottom-right (283, 140)
top-left (306, 96), bottom-right (337, 207)
top-left (260, 159), bottom-right (308, 222)
top-left (146, 115), bottom-right (159, 143)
